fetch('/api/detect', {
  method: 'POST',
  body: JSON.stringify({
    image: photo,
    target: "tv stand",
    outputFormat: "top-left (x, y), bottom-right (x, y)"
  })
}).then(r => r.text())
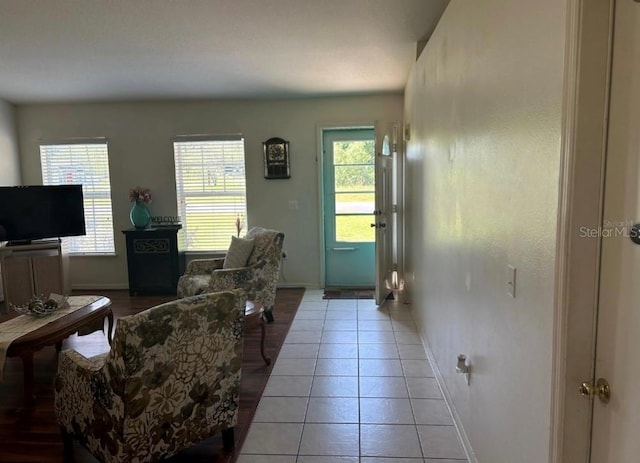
top-left (0, 240), bottom-right (70, 309)
top-left (6, 240), bottom-right (33, 247)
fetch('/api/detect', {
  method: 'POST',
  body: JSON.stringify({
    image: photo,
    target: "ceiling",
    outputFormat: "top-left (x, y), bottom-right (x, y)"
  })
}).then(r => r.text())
top-left (0, 0), bottom-right (448, 104)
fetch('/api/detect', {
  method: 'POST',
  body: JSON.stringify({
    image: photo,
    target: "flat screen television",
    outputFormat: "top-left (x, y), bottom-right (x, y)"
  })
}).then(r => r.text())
top-left (0, 185), bottom-right (86, 245)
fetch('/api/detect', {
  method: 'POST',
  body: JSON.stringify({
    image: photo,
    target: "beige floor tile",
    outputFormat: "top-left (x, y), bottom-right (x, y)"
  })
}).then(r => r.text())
top-left (240, 422), bottom-right (304, 455)
top-left (358, 330), bottom-right (396, 343)
top-left (291, 319), bottom-right (324, 331)
top-left (327, 300), bottom-right (358, 310)
top-left (388, 309), bottom-right (415, 321)
top-left (253, 396), bottom-right (308, 422)
top-left (359, 343), bottom-right (399, 359)
top-left (298, 301), bottom-right (328, 310)
top-left (278, 343), bottom-right (320, 359)
top-left (357, 299), bottom-right (379, 310)
top-left (360, 398), bottom-right (415, 424)
top-left (418, 425), bottom-right (466, 459)
top-left (236, 455), bottom-right (296, 463)
top-left (361, 458), bottom-right (424, 463)
top-left (357, 310), bottom-right (391, 320)
top-left (392, 319), bottom-right (419, 332)
top-left (311, 376), bottom-right (359, 397)
top-left (325, 310), bottom-right (358, 320)
top-left (406, 377), bottom-right (443, 399)
top-left (321, 330), bottom-right (358, 343)
top-left (424, 459), bottom-right (468, 463)
top-left (402, 359), bottom-right (435, 377)
top-left (411, 398), bottom-right (453, 425)
top-left (318, 343), bottom-right (358, 359)
top-left (271, 358), bottom-right (317, 376)
top-left (358, 320), bottom-right (394, 331)
top-left (299, 423), bottom-right (359, 456)
top-left (398, 344), bottom-right (428, 360)
top-left (285, 330), bottom-right (323, 344)
top-left (394, 331), bottom-right (423, 344)
top-left (359, 376), bottom-right (408, 398)
top-left (306, 397), bottom-right (359, 423)
top-left (263, 375), bottom-right (313, 397)
top-left (359, 359), bottom-right (404, 376)
top-left (315, 358), bottom-right (359, 376)
top-left (360, 424), bottom-right (423, 458)
top-left (298, 457), bottom-right (359, 463)
top-left (324, 319), bottom-right (358, 331)
top-left (294, 310), bottom-right (326, 320)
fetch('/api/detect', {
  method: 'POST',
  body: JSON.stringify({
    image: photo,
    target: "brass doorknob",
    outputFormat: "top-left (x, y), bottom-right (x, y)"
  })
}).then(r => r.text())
top-left (579, 378), bottom-right (611, 404)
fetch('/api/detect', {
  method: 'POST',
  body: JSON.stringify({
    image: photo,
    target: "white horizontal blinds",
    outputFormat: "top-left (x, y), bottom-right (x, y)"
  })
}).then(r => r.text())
top-left (40, 142), bottom-right (115, 255)
top-left (173, 136), bottom-right (247, 251)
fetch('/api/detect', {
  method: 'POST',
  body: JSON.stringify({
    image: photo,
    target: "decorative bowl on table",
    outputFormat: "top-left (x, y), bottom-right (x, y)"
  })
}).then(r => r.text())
top-left (11, 294), bottom-right (69, 317)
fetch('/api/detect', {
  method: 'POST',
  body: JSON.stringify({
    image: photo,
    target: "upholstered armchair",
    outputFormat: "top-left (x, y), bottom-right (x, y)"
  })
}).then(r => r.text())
top-left (177, 227), bottom-right (285, 321)
top-left (54, 290), bottom-right (246, 463)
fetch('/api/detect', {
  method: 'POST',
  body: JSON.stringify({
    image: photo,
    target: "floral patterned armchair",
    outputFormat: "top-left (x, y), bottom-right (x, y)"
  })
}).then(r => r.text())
top-left (54, 290), bottom-right (246, 463)
top-left (177, 227), bottom-right (285, 321)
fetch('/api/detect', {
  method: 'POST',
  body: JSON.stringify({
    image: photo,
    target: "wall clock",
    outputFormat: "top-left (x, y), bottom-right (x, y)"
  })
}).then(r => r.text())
top-left (263, 137), bottom-right (290, 179)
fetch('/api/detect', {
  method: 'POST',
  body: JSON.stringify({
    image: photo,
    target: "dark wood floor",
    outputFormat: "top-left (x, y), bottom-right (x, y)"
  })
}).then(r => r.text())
top-left (0, 287), bottom-right (305, 463)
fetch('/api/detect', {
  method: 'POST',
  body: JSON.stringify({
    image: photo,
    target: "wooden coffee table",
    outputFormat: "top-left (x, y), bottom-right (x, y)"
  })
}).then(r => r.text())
top-left (245, 300), bottom-right (271, 365)
top-left (3, 296), bottom-right (113, 407)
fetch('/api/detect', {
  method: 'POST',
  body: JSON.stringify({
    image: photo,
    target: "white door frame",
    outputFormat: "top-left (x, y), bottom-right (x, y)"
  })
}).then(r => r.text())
top-left (552, 0), bottom-right (614, 461)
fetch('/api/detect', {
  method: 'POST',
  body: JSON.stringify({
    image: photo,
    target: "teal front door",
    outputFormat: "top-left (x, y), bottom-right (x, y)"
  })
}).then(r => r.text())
top-left (323, 128), bottom-right (375, 287)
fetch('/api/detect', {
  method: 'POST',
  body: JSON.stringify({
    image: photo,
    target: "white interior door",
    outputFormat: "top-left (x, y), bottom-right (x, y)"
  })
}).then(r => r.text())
top-left (373, 121), bottom-right (397, 305)
top-left (590, 1), bottom-right (640, 460)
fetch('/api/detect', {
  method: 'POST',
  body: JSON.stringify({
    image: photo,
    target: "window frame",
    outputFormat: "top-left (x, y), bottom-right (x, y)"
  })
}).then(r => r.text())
top-left (173, 134), bottom-right (248, 252)
top-left (39, 139), bottom-right (116, 256)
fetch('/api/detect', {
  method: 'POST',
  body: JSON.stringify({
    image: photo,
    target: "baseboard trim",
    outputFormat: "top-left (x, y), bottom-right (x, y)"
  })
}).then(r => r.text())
top-left (414, 316), bottom-right (478, 463)
top-left (71, 283), bottom-right (129, 291)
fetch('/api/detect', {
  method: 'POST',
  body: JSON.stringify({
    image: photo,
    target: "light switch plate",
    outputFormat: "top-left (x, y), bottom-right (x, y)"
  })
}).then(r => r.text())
top-left (507, 265), bottom-right (516, 298)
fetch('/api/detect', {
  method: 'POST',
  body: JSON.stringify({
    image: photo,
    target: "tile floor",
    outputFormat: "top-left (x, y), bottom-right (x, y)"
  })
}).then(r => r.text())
top-left (237, 289), bottom-right (468, 463)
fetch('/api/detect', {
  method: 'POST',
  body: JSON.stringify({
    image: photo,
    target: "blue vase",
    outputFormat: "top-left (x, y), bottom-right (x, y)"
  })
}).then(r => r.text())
top-left (130, 201), bottom-right (151, 229)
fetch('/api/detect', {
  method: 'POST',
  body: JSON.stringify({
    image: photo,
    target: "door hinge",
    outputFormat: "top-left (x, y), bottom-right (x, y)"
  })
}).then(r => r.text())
top-left (392, 204), bottom-right (398, 213)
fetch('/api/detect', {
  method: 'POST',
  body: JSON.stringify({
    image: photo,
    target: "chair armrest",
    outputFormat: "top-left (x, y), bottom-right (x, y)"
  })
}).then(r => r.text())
top-left (209, 267), bottom-right (256, 293)
top-left (54, 351), bottom-right (118, 429)
top-left (185, 258), bottom-right (225, 275)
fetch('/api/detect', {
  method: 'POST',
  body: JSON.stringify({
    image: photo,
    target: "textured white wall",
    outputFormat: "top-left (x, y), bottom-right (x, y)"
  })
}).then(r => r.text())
top-left (403, 0), bottom-right (567, 461)
top-left (16, 95), bottom-right (403, 289)
top-left (0, 99), bottom-right (20, 185)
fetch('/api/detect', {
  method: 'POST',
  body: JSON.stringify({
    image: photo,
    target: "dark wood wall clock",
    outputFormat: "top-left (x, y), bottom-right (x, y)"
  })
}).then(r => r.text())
top-left (263, 137), bottom-right (290, 179)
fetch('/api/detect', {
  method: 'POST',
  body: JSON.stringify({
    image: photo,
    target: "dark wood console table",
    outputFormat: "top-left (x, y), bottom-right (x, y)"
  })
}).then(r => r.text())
top-left (122, 227), bottom-right (185, 296)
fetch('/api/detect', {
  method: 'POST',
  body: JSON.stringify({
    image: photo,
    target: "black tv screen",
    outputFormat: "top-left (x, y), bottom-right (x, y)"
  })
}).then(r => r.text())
top-left (0, 185), bottom-right (86, 244)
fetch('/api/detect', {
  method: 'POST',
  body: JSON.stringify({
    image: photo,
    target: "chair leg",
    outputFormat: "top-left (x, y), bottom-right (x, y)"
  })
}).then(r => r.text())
top-left (260, 318), bottom-right (271, 365)
top-left (222, 427), bottom-right (235, 451)
top-left (262, 310), bottom-right (274, 323)
top-left (60, 427), bottom-right (75, 462)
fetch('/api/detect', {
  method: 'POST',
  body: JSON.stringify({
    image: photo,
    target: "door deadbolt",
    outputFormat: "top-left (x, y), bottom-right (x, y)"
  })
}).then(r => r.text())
top-left (579, 378), bottom-right (611, 404)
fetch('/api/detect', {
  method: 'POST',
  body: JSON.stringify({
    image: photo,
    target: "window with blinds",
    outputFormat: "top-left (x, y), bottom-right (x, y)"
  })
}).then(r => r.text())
top-left (173, 135), bottom-right (247, 251)
top-left (40, 141), bottom-right (115, 255)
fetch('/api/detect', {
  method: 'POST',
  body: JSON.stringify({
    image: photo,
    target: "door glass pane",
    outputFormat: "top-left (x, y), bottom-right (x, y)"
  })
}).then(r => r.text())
top-left (336, 192), bottom-right (374, 214)
top-left (333, 140), bottom-right (375, 164)
top-left (336, 215), bottom-right (375, 242)
top-left (334, 165), bottom-right (374, 192)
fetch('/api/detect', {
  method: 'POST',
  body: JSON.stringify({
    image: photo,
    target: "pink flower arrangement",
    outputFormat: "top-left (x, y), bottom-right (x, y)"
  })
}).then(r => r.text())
top-left (128, 186), bottom-right (152, 204)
